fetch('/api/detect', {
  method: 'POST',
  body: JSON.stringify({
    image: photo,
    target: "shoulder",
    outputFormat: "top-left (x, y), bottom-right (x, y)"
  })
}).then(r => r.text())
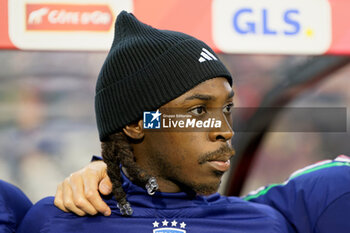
top-left (0, 180), bottom-right (32, 232)
top-left (17, 196), bottom-right (66, 233)
top-left (211, 193), bottom-right (284, 217)
top-left (288, 155), bottom-right (350, 186)
top-left (314, 192), bottom-right (350, 233)
top-left (17, 196), bottom-right (129, 233)
top-left (245, 155), bottom-right (350, 202)
top-left (0, 180), bottom-right (32, 207)
top-left (197, 194), bottom-right (293, 232)
top-left (244, 155), bottom-right (350, 232)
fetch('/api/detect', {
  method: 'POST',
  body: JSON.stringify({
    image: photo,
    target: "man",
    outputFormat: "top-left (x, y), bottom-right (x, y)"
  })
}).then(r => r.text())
top-left (17, 11), bottom-right (292, 233)
top-left (0, 180), bottom-right (32, 233)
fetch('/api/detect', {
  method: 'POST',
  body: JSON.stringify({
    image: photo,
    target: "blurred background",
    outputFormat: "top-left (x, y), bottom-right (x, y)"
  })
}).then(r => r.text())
top-left (1, 51), bottom-right (348, 202)
top-left (0, 0), bottom-right (349, 202)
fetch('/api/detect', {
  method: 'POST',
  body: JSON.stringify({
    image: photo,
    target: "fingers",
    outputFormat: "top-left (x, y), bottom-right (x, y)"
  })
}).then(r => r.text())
top-left (54, 160), bottom-right (111, 216)
top-left (82, 169), bottom-right (111, 216)
top-left (62, 177), bottom-right (86, 216)
top-left (69, 173), bottom-right (98, 216)
top-left (54, 182), bottom-right (69, 212)
top-left (99, 176), bottom-right (112, 195)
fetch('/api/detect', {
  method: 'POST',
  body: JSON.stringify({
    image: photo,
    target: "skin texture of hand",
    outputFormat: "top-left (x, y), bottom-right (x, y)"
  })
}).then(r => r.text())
top-left (54, 161), bottom-right (112, 216)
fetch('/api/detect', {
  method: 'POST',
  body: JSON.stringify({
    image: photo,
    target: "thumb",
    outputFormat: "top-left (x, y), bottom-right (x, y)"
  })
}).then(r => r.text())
top-left (99, 176), bottom-right (113, 195)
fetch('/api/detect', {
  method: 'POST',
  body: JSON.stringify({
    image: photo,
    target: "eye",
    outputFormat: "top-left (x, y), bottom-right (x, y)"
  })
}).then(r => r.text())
top-left (189, 106), bottom-right (207, 116)
top-left (223, 103), bottom-right (234, 114)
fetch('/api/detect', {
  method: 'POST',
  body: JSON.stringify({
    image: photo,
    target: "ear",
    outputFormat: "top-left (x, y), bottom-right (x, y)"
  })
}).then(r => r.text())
top-left (123, 120), bottom-right (144, 140)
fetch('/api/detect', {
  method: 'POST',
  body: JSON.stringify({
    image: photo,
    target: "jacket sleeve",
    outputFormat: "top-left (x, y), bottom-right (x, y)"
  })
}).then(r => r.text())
top-left (314, 192), bottom-right (350, 233)
top-left (244, 155), bottom-right (350, 233)
top-left (17, 197), bottom-right (57, 233)
top-left (0, 180), bottom-right (33, 233)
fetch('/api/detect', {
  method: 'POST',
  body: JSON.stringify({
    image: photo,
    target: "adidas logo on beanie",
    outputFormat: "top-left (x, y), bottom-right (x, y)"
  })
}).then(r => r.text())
top-left (95, 11), bottom-right (232, 141)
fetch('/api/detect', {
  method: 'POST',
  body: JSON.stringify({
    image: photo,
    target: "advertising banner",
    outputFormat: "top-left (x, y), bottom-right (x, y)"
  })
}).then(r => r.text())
top-left (1, 0), bottom-right (350, 54)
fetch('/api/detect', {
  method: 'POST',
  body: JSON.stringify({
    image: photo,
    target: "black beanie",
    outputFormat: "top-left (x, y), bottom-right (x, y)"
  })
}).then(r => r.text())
top-left (95, 11), bottom-right (232, 141)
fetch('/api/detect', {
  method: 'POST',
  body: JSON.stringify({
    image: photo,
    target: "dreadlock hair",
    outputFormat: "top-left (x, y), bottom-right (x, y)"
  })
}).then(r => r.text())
top-left (101, 131), bottom-right (156, 216)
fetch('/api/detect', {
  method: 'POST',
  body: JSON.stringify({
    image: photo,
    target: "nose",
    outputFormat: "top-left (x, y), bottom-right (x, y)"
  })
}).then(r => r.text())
top-left (208, 115), bottom-right (234, 142)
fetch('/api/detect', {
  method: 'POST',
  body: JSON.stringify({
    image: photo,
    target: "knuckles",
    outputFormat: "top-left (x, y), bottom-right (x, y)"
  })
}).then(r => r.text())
top-left (74, 197), bottom-right (86, 208)
top-left (85, 190), bottom-right (96, 200)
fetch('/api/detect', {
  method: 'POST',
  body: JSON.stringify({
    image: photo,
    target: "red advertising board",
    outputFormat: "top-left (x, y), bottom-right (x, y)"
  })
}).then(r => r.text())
top-left (0, 0), bottom-right (15, 49)
top-left (327, 0), bottom-right (350, 54)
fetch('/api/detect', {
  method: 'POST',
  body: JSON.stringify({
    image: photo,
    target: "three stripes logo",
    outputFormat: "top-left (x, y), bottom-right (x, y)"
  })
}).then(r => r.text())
top-left (198, 48), bottom-right (218, 63)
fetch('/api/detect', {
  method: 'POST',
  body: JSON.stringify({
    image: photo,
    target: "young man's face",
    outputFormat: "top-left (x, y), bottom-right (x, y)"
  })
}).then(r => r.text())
top-left (135, 77), bottom-right (235, 195)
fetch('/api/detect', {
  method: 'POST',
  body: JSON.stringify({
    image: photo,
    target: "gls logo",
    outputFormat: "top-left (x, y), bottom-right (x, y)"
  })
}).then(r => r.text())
top-left (212, 0), bottom-right (331, 54)
top-left (233, 8), bottom-right (300, 36)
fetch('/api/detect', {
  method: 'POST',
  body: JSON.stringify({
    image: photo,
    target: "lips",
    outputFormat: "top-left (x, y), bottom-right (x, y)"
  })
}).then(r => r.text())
top-left (207, 159), bottom-right (231, 172)
top-left (198, 145), bottom-right (235, 172)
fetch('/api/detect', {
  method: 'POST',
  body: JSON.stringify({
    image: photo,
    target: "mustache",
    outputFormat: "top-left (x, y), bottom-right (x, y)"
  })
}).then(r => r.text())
top-left (198, 144), bottom-right (235, 164)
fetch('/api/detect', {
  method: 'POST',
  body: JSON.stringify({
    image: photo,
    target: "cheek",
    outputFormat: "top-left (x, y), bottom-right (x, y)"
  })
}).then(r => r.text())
top-left (145, 131), bottom-right (211, 168)
top-left (170, 132), bottom-right (208, 153)
top-left (168, 132), bottom-right (209, 167)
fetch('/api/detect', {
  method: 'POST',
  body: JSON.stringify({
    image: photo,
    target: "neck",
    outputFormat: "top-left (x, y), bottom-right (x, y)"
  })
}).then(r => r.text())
top-left (122, 166), bottom-right (182, 193)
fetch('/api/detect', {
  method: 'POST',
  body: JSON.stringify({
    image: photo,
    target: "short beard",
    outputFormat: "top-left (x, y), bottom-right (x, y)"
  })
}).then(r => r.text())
top-left (146, 144), bottom-right (234, 196)
top-left (148, 152), bottom-right (225, 196)
top-left (186, 177), bottom-right (222, 195)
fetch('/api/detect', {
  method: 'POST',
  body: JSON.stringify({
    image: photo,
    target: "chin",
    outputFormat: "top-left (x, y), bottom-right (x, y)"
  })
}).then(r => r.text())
top-left (192, 181), bottom-right (220, 196)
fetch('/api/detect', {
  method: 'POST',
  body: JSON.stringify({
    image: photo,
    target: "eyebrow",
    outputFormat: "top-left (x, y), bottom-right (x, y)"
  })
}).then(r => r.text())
top-left (227, 90), bottom-right (234, 99)
top-left (184, 90), bottom-right (234, 102)
top-left (184, 94), bottom-right (214, 101)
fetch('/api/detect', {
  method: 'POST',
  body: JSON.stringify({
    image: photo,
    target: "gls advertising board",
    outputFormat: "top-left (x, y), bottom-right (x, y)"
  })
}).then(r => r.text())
top-left (212, 0), bottom-right (332, 54)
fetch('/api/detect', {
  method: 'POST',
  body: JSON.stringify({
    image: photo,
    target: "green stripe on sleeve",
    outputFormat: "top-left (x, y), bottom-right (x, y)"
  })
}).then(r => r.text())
top-left (243, 161), bottom-right (350, 201)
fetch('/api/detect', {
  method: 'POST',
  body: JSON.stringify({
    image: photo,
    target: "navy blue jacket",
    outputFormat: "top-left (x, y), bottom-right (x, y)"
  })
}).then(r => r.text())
top-left (244, 155), bottom-right (350, 233)
top-left (0, 180), bottom-right (32, 233)
top-left (18, 172), bottom-right (292, 233)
